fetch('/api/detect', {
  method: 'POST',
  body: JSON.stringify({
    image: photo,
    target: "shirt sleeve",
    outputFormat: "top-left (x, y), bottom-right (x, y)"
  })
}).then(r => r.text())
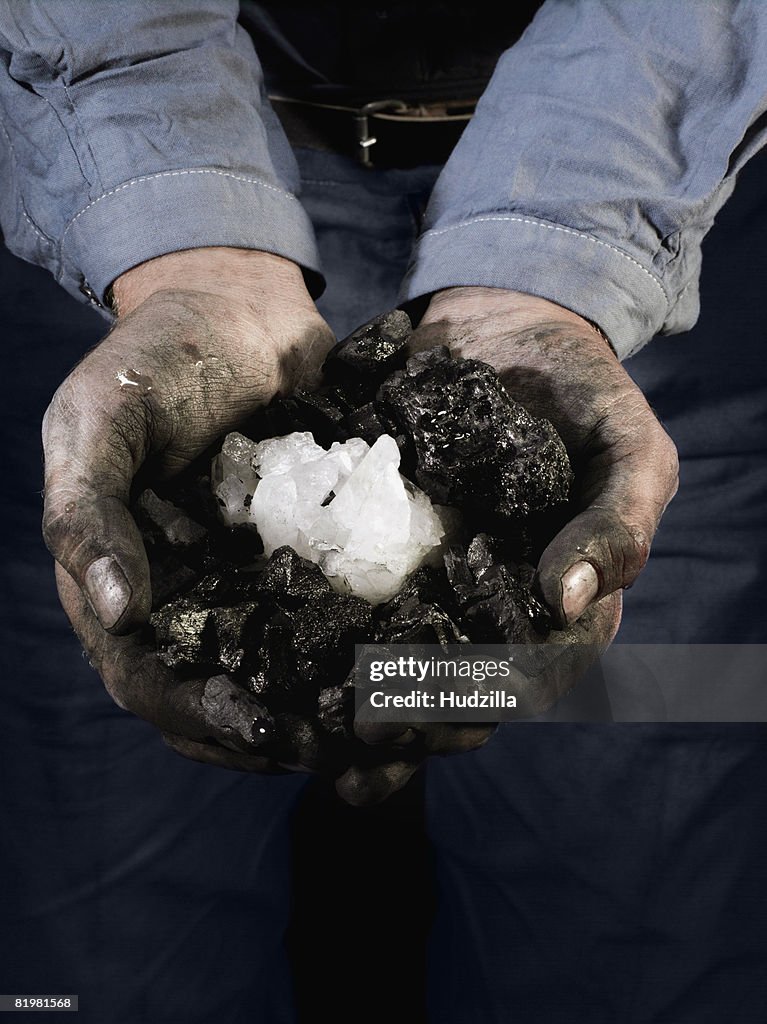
top-left (0, 0), bottom-right (321, 313)
top-left (401, 0), bottom-right (767, 360)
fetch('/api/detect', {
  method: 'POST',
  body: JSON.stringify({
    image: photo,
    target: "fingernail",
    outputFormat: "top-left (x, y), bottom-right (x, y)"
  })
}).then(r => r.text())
top-left (84, 556), bottom-right (132, 630)
top-left (561, 561), bottom-right (599, 624)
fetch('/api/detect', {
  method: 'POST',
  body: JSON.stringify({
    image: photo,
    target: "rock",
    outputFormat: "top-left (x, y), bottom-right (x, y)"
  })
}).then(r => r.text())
top-left (201, 675), bottom-right (278, 750)
top-left (249, 433), bottom-right (369, 560)
top-left (275, 389), bottom-right (352, 446)
top-left (254, 546), bottom-right (333, 609)
top-left (341, 401), bottom-right (399, 448)
top-left (323, 309), bottom-right (412, 393)
top-left (248, 432), bottom-right (447, 604)
top-left (206, 523), bottom-right (264, 567)
top-left (147, 551), bottom-right (199, 608)
top-left (317, 684), bottom-right (353, 739)
top-left (208, 603), bottom-right (261, 673)
top-left (374, 566), bottom-right (466, 644)
top-left (377, 348), bottom-right (573, 521)
top-left (289, 592), bottom-right (372, 661)
top-left (277, 714), bottom-right (324, 769)
top-left (444, 535), bottom-right (551, 643)
top-left (150, 603), bottom-right (215, 670)
top-left (311, 435), bottom-right (445, 603)
top-left (211, 432), bottom-right (261, 527)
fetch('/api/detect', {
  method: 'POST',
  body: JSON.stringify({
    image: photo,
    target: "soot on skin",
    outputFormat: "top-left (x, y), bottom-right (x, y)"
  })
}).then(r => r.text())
top-left (135, 311), bottom-right (573, 772)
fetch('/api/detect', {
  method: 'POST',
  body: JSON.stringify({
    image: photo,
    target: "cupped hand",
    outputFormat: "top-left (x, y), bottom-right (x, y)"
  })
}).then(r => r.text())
top-left (413, 287), bottom-right (679, 626)
top-left (43, 247), bottom-right (334, 761)
top-left (340, 287), bottom-right (678, 804)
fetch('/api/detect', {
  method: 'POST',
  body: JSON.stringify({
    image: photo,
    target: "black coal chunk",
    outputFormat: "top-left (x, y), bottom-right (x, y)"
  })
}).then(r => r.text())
top-left (375, 567), bottom-right (465, 645)
top-left (148, 543), bottom-right (372, 740)
top-left (341, 401), bottom-right (401, 448)
top-left (151, 604), bottom-right (216, 670)
top-left (377, 348), bottom-right (572, 521)
top-left (206, 523), bottom-right (264, 568)
top-left (317, 683), bottom-right (354, 739)
top-left (183, 568), bottom-right (261, 609)
top-left (146, 552), bottom-right (199, 608)
top-left (274, 714), bottom-right (320, 767)
top-left (268, 389), bottom-right (351, 446)
top-left (445, 534), bottom-right (551, 643)
top-left (254, 546), bottom-right (333, 609)
top-left (208, 603), bottom-right (261, 673)
top-left (149, 567), bottom-right (263, 671)
top-left (135, 489), bottom-right (208, 605)
top-left (201, 674), bottom-right (278, 751)
top-left (290, 593), bottom-right (372, 660)
top-left (245, 616), bottom-right (305, 706)
top-left (323, 309), bottom-right (412, 395)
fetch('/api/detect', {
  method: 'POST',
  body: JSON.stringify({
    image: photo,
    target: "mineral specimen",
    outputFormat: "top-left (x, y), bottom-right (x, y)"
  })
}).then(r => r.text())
top-left (139, 309), bottom-right (576, 771)
top-left (444, 534), bottom-right (551, 644)
top-left (246, 432), bottom-right (447, 604)
top-left (211, 431), bottom-right (261, 526)
top-left (377, 347), bottom-right (573, 520)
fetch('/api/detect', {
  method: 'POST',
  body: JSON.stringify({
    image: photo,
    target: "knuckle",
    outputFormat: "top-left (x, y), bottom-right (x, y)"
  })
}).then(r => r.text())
top-left (621, 523), bottom-right (652, 582)
top-left (628, 523), bottom-right (651, 560)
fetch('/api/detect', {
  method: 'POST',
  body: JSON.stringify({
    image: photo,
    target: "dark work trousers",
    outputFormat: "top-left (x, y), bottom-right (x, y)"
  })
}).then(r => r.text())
top-left (1, 143), bottom-right (766, 1024)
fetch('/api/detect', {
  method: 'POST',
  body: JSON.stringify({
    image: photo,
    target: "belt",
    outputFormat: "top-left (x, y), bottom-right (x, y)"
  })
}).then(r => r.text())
top-left (269, 95), bottom-right (475, 169)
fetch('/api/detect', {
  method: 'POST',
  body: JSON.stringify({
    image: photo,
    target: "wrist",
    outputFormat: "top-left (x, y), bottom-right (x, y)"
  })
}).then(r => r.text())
top-left (422, 286), bottom-right (607, 342)
top-left (111, 248), bottom-right (316, 319)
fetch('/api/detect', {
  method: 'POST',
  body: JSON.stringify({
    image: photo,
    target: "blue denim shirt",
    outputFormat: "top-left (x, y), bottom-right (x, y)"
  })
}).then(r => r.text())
top-left (0, 0), bottom-right (766, 359)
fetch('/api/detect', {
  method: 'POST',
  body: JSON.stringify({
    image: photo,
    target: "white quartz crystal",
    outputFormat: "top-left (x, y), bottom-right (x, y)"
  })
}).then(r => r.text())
top-left (214, 430), bottom-right (450, 604)
top-left (211, 432), bottom-right (261, 526)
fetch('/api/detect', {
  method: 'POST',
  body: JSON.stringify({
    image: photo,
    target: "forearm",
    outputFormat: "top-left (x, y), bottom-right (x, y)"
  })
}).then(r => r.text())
top-left (0, 0), bottom-right (321, 311)
top-left (403, 0), bottom-right (767, 358)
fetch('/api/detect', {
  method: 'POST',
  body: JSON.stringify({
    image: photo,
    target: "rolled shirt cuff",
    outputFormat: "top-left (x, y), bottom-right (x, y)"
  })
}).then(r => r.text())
top-left (60, 165), bottom-right (323, 308)
top-left (400, 213), bottom-right (670, 361)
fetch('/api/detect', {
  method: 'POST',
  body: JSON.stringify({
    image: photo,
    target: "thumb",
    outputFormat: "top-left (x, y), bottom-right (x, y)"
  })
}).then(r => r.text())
top-left (536, 443), bottom-right (678, 628)
top-left (42, 396), bottom-right (152, 635)
top-left (43, 495), bottom-right (151, 634)
top-left (536, 506), bottom-right (651, 628)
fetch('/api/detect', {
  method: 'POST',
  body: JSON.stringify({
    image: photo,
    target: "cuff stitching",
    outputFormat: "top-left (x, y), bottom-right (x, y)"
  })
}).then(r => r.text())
top-left (422, 215), bottom-right (668, 306)
top-left (62, 167), bottom-right (301, 245)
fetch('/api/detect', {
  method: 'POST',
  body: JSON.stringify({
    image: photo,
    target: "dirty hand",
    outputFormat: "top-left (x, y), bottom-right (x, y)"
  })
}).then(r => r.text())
top-left (42, 247), bottom-right (334, 766)
top-left (339, 287), bottom-right (678, 805)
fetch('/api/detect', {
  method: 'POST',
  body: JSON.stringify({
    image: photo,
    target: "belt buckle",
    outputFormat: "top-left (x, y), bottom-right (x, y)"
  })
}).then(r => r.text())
top-left (354, 99), bottom-right (408, 167)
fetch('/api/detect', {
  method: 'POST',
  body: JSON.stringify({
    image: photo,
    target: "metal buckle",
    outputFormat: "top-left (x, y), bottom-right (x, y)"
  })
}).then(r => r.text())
top-left (353, 100), bottom-right (408, 167)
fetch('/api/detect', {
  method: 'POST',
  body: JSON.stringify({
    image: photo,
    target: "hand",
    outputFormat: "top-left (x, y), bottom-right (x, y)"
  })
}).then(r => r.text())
top-left (414, 287), bottom-right (679, 624)
top-left (339, 287), bottom-right (677, 804)
top-left (43, 247), bottom-right (335, 764)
